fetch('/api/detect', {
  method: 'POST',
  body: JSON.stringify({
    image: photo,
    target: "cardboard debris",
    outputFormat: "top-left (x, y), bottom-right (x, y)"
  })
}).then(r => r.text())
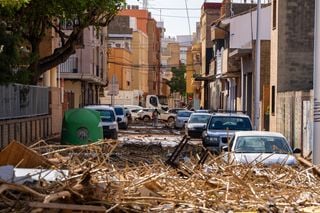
top-left (0, 141), bottom-right (53, 168)
top-left (0, 139), bottom-right (319, 212)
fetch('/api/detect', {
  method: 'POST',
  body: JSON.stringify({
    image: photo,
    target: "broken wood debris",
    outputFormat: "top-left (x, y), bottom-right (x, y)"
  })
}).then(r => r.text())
top-left (0, 140), bottom-right (319, 212)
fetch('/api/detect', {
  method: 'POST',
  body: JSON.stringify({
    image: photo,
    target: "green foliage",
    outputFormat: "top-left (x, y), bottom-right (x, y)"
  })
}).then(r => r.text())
top-left (167, 65), bottom-right (186, 96)
top-left (0, 0), bottom-right (125, 84)
top-left (0, 0), bottom-right (29, 8)
top-left (0, 24), bottom-right (32, 84)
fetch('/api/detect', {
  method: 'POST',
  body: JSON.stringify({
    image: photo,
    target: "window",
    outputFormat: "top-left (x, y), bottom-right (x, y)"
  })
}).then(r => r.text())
top-left (272, 0), bottom-right (277, 29)
top-left (271, 86), bottom-right (275, 115)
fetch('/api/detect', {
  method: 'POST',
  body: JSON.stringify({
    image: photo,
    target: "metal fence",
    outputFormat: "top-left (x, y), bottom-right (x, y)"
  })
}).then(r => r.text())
top-left (0, 84), bottom-right (49, 120)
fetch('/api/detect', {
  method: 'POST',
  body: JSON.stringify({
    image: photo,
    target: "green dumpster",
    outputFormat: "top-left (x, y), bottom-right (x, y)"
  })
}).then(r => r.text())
top-left (61, 108), bottom-right (103, 145)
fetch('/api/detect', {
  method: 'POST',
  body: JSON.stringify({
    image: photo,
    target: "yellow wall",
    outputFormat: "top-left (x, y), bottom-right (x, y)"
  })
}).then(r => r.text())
top-left (108, 48), bottom-right (132, 90)
top-left (186, 47), bottom-right (193, 94)
top-left (132, 31), bottom-right (149, 93)
top-left (63, 81), bottom-right (82, 108)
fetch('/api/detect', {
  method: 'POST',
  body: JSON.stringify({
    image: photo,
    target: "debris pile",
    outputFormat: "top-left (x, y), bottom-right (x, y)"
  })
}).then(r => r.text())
top-left (0, 140), bottom-right (320, 212)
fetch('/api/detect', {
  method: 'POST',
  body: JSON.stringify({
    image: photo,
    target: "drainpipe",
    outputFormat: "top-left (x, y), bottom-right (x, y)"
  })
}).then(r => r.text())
top-left (254, 0), bottom-right (261, 130)
top-left (313, 0), bottom-right (320, 164)
top-left (241, 57), bottom-right (244, 112)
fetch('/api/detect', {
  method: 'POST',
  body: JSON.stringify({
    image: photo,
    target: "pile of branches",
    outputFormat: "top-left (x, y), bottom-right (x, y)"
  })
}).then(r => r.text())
top-left (0, 140), bottom-right (320, 212)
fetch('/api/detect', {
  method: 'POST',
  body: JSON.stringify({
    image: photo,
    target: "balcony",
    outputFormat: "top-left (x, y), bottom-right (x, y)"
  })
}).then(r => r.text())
top-left (59, 56), bottom-right (79, 73)
top-left (211, 26), bottom-right (226, 41)
top-left (221, 48), bottom-right (241, 78)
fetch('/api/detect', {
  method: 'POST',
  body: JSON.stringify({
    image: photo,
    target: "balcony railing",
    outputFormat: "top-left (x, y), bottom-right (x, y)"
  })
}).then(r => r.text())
top-left (59, 56), bottom-right (79, 73)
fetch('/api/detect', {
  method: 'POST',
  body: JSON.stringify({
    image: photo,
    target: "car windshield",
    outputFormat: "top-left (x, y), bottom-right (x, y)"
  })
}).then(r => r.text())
top-left (208, 116), bottom-right (252, 130)
top-left (177, 111), bottom-right (193, 117)
top-left (189, 114), bottom-right (211, 123)
top-left (131, 109), bottom-right (141, 113)
top-left (95, 109), bottom-right (115, 122)
top-left (114, 107), bottom-right (124, 115)
top-left (234, 136), bottom-right (291, 154)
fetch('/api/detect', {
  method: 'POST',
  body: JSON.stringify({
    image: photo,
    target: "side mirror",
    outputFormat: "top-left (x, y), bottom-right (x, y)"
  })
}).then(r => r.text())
top-left (222, 145), bottom-right (229, 152)
top-left (293, 148), bottom-right (301, 154)
top-left (117, 117), bottom-right (122, 122)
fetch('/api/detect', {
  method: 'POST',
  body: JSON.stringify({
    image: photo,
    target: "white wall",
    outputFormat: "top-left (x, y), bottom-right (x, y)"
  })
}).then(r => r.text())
top-left (228, 5), bottom-right (271, 49)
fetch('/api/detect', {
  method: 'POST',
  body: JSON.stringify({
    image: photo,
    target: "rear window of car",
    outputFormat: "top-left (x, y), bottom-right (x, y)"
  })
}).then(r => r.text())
top-left (95, 109), bottom-right (115, 122)
top-left (208, 116), bottom-right (252, 130)
top-left (177, 111), bottom-right (193, 117)
top-left (189, 114), bottom-right (211, 123)
top-left (114, 107), bottom-right (124, 115)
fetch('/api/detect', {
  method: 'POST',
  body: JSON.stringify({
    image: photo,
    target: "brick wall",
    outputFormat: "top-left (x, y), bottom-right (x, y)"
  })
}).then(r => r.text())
top-left (277, 0), bottom-right (314, 92)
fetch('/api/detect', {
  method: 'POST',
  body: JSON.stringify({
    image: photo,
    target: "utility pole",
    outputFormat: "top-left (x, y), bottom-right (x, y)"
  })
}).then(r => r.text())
top-left (313, 0), bottom-right (320, 165)
top-left (254, 0), bottom-right (261, 130)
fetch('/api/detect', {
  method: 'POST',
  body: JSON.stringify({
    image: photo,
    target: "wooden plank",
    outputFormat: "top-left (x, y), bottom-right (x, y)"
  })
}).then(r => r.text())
top-left (0, 141), bottom-right (52, 168)
top-left (28, 202), bottom-right (106, 212)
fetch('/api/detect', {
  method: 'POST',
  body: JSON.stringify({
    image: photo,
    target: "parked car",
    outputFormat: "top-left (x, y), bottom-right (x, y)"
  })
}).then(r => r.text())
top-left (167, 108), bottom-right (186, 114)
top-left (202, 113), bottom-right (253, 154)
top-left (137, 108), bottom-right (154, 122)
top-left (222, 131), bottom-right (301, 166)
top-left (84, 105), bottom-right (119, 139)
top-left (175, 110), bottom-right (193, 129)
top-left (195, 109), bottom-right (210, 113)
top-left (185, 113), bottom-right (211, 138)
top-left (137, 108), bottom-right (176, 123)
top-left (124, 105), bottom-right (143, 110)
top-left (124, 105), bottom-right (143, 122)
top-left (113, 105), bottom-right (129, 129)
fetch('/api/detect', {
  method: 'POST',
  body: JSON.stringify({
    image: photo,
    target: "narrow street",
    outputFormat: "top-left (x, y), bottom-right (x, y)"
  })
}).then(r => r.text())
top-left (1, 121), bottom-right (320, 212)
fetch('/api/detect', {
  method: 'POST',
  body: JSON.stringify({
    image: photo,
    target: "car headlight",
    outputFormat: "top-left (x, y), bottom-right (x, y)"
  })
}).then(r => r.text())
top-left (109, 124), bottom-right (117, 129)
top-left (188, 126), bottom-right (195, 130)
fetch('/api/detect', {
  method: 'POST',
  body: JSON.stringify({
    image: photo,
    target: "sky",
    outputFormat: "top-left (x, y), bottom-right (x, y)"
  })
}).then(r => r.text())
top-left (125, 0), bottom-right (210, 37)
top-left (125, 0), bottom-right (263, 38)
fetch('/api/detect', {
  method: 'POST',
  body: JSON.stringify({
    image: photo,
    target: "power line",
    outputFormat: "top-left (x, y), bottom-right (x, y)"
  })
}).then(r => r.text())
top-left (147, 7), bottom-right (201, 10)
top-left (151, 14), bottom-right (199, 19)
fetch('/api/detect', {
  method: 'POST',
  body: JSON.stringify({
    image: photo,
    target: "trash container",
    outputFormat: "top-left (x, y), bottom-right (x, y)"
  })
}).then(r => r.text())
top-left (61, 108), bottom-right (103, 145)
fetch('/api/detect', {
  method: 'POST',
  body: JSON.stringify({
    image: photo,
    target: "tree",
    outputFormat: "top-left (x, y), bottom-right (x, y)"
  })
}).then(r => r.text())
top-left (0, 0), bottom-right (29, 8)
top-left (0, 0), bottom-right (125, 84)
top-left (166, 64), bottom-right (186, 96)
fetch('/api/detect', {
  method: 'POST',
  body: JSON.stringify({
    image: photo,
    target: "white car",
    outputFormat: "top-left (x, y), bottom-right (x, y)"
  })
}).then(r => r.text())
top-left (137, 108), bottom-right (176, 123)
top-left (222, 131), bottom-right (301, 166)
top-left (113, 105), bottom-right (129, 129)
top-left (84, 105), bottom-right (119, 139)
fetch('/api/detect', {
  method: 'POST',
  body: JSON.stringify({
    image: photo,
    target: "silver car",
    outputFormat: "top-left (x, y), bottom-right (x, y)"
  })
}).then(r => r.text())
top-left (222, 131), bottom-right (301, 166)
top-left (185, 113), bottom-right (211, 138)
top-left (175, 110), bottom-right (193, 129)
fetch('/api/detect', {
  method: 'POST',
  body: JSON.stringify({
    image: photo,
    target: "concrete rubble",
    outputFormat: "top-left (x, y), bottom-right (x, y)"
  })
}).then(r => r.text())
top-left (0, 138), bottom-right (320, 212)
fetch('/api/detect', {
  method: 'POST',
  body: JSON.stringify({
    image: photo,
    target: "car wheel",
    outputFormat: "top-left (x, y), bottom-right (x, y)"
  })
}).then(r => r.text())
top-left (167, 117), bottom-right (174, 123)
top-left (112, 132), bottom-right (118, 140)
top-left (143, 116), bottom-right (150, 122)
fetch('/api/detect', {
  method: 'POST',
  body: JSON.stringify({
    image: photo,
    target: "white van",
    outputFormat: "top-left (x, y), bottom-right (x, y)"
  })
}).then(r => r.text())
top-left (84, 105), bottom-right (119, 139)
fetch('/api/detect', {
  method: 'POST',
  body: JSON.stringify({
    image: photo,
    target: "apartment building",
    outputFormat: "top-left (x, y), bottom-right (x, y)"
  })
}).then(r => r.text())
top-left (199, 2), bottom-right (222, 108)
top-left (58, 26), bottom-right (108, 108)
